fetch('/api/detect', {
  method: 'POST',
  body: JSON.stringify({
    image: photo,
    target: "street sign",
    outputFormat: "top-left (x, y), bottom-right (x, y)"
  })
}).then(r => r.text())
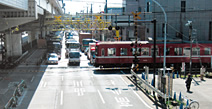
top-left (182, 62), bottom-right (185, 72)
top-left (132, 12), bottom-right (141, 20)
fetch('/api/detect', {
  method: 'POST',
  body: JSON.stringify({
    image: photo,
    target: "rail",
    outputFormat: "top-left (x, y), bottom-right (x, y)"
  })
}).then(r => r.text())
top-left (130, 69), bottom-right (165, 98)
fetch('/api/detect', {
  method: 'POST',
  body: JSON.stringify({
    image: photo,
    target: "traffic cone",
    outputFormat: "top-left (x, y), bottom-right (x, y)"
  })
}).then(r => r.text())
top-left (179, 102), bottom-right (184, 109)
top-left (142, 73), bottom-right (145, 80)
top-left (186, 99), bottom-right (189, 107)
top-left (173, 72), bottom-right (175, 79)
top-left (179, 92), bottom-right (182, 101)
top-left (173, 92), bottom-right (176, 101)
top-left (177, 71), bottom-right (179, 78)
top-left (151, 79), bottom-right (154, 86)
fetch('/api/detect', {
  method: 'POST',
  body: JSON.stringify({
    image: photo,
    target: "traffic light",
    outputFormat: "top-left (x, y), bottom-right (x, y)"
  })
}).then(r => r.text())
top-left (108, 25), bottom-right (112, 30)
top-left (115, 26), bottom-right (120, 30)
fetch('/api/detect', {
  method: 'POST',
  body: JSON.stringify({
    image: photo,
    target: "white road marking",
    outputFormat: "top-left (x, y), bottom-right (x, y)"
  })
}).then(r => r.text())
top-left (60, 90), bottom-right (63, 105)
top-left (97, 90), bottom-right (105, 104)
top-left (43, 82), bottom-right (47, 87)
top-left (40, 81), bottom-right (43, 87)
top-left (132, 90), bottom-right (152, 109)
top-left (77, 81), bottom-right (79, 87)
top-left (62, 76), bottom-right (64, 81)
top-left (31, 76), bottom-right (34, 82)
top-left (120, 76), bottom-right (152, 109)
top-left (80, 80), bottom-right (83, 87)
top-left (120, 76), bottom-right (128, 85)
top-left (73, 80), bottom-right (76, 87)
top-left (110, 80), bottom-right (115, 85)
top-left (115, 90), bottom-right (120, 95)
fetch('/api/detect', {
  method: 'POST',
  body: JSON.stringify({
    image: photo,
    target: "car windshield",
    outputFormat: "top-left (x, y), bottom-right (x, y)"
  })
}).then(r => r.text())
top-left (69, 52), bottom-right (80, 58)
top-left (48, 54), bottom-right (57, 58)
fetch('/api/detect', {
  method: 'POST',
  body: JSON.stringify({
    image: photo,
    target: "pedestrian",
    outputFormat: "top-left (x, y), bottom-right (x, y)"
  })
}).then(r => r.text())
top-left (185, 73), bottom-right (192, 92)
top-left (200, 65), bottom-right (205, 81)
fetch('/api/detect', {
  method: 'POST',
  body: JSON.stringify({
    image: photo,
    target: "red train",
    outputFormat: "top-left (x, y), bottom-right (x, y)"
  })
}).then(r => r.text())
top-left (94, 41), bottom-right (212, 69)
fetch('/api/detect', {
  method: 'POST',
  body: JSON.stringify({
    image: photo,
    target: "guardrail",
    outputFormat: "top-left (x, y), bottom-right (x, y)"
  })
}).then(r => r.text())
top-left (130, 69), bottom-right (166, 98)
top-left (4, 80), bottom-right (27, 109)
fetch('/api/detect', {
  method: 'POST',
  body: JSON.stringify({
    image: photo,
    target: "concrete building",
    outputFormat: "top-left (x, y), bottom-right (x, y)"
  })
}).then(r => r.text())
top-left (0, 0), bottom-right (63, 66)
top-left (122, 0), bottom-right (212, 42)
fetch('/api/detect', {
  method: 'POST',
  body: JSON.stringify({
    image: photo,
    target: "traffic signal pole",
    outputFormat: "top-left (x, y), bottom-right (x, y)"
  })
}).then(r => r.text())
top-left (152, 19), bottom-right (156, 96)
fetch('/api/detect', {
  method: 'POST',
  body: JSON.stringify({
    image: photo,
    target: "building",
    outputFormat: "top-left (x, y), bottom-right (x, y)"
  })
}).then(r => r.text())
top-left (122, 0), bottom-right (212, 42)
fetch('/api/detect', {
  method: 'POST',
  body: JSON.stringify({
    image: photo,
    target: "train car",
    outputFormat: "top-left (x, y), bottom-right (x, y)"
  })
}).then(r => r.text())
top-left (94, 41), bottom-right (212, 69)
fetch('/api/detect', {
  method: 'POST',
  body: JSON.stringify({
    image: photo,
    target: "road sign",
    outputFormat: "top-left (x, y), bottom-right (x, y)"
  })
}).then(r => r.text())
top-left (182, 62), bottom-right (185, 72)
top-left (132, 12), bottom-right (141, 20)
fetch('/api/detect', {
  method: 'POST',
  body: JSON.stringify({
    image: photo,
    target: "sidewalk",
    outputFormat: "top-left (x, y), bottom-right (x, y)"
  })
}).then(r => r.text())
top-left (173, 77), bottom-right (212, 109)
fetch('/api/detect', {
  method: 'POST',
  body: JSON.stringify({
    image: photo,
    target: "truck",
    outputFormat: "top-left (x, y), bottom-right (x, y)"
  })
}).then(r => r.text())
top-left (68, 49), bottom-right (81, 66)
top-left (79, 33), bottom-right (92, 52)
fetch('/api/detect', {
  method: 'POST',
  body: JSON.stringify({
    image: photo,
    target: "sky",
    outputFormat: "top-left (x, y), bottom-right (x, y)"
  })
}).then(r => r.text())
top-left (63, 0), bottom-right (123, 15)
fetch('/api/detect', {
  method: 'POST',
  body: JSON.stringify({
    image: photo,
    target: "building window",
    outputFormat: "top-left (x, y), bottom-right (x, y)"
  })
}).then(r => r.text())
top-left (204, 48), bottom-right (211, 55)
top-left (141, 48), bottom-right (149, 55)
top-left (147, 2), bottom-right (150, 12)
top-left (181, 1), bottom-right (186, 12)
top-left (101, 48), bottom-right (105, 56)
top-left (174, 48), bottom-right (182, 55)
top-left (209, 22), bottom-right (212, 40)
top-left (192, 47), bottom-right (200, 55)
top-left (107, 48), bottom-right (116, 56)
top-left (120, 48), bottom-right (128, 56)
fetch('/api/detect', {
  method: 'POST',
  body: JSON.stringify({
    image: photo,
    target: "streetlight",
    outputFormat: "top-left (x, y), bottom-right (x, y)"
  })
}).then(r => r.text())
top-left (151, 0), bottom-right (167, 76)
top-left (185, 20), bottom-right (193, 75)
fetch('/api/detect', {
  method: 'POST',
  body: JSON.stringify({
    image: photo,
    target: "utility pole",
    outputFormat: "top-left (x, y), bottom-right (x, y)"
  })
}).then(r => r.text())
top-left (186, 21), bottom-right (193, 75)
top-left (152, 19), bottom-right (156, 96)
top-left (105, 0), bottom-right (108, 20)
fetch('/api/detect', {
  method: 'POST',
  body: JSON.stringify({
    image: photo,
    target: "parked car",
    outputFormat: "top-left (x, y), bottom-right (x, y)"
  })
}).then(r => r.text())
top-left (46, 53), bottom-right (58, 65)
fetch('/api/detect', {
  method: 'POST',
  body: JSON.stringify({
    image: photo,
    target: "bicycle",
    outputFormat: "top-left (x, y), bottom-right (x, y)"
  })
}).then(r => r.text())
top-left (184, 99), bottom-right (199, 109)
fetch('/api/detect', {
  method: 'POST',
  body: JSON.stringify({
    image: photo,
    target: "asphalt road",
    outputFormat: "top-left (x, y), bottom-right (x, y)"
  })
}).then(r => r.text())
top-left (27, 35), bottom-right (155, 109)
top-left (27, 54), bottom-right (154, 109)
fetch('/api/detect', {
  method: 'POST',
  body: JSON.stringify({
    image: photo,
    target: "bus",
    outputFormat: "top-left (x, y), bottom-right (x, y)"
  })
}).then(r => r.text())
top-left (81, 39), bottom-right (96, 52)
top-left (65, 40), bottom-right (80, 58)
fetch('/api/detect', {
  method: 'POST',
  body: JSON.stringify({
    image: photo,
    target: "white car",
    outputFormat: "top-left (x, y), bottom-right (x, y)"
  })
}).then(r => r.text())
top-left (47, 53), bottom-right (58, 65)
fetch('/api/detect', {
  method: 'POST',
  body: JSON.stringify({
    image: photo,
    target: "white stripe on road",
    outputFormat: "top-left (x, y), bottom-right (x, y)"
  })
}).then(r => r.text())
top-left (62, 76), bottom-right (64, 81)
top-left (60, 90), bottom-right (63, 105)
top-left (97, 90), bottom-right (105, 104)
top-left (73, 80), bottom-right (76, 87)
top-left (80, 80), bottom-right (83, 87)
top-left (44, 82), bottom-right (47, 87)
top-left (120, 76), bottom-right (153, 109)
top-left (31, 76), bottom-right (34, 82)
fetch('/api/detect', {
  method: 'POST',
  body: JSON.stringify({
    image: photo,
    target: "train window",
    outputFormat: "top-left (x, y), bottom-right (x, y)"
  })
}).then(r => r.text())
top-left (166, 48), bottom-right (170, 55)
top-left (141, 48), bottom-right (149, 55)
top-left (120, 48), bottom-right (128, 56)
top-left (174, 48), bottom-right (182, 55)
top-left (183, 48), bottom-right (190, 56)
top-left (192, 47), bottom-right (200, 55)
top-left (132, 48), bottom-right (140, 55)
top-left (101, 48), bottom-right (105, 56)
top-left (151, 48), bottom-right (159, 56)
top-left (108, 48), bottom-right (116, 56)
top-left (204, 48), bottom-right (211, 55)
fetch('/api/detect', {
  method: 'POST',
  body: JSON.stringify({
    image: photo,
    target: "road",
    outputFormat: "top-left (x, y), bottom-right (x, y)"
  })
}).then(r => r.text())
top-left (27, 35), bottom-right (154, 109)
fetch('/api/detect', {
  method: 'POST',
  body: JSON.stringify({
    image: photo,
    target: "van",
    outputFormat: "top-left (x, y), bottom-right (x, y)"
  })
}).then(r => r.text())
top-left (68, 50), bottom-right (81, 66)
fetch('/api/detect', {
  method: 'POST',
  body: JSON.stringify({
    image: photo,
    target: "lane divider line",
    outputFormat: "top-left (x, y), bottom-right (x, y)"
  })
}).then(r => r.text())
top-left (97, 90), bottom-right (105, 104)
top-left (120, 76), bottom-right (153, 109)
top-left (60, 90), bottom-right (63, 105)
